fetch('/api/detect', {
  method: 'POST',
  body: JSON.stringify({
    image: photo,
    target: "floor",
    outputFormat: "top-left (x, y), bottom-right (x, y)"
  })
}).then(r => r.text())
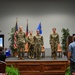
top-left (6, 55), bottom-right (67, 62)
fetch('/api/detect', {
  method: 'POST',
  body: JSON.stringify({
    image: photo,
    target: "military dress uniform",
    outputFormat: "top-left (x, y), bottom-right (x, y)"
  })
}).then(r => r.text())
top-left (27, 35), bottom-right (35, 58)
top-left (16, 31), bottom-right (26, 59)
top-left (49, 33), bottom-right (59, 59)
top-left (34, 34), bottom-right (44, 59)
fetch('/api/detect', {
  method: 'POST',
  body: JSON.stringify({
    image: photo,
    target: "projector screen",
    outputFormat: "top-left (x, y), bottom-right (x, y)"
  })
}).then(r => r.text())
top-left (0, 35), bottom-right (4, 47)
top-left (0, 38), bottom-right (2, 47)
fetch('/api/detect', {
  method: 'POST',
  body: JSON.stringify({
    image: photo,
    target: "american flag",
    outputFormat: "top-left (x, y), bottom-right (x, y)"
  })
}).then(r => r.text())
top-left (14, 18), bottom-right (18, 49)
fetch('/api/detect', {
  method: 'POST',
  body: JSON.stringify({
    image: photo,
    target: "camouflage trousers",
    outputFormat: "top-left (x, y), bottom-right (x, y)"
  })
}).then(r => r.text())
top-left (35, 44), bottom-right (41, 59)
top-left (28, 44), bottom-right (34, 58)
top-left (51, 50), bottom-right (57, 58)
top-left (18, 44), bottom-right (25, 59)
top-left (51, 44), bottom-right (58, 58)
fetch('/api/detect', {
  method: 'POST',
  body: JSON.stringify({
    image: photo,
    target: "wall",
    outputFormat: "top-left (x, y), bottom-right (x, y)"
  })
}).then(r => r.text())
top-left (0, 0), bottom-right (75, 48)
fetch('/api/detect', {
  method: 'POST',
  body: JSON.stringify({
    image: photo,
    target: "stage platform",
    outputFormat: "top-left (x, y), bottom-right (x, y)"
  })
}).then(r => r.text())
top-left (6, 56), bottom-right (68, 75)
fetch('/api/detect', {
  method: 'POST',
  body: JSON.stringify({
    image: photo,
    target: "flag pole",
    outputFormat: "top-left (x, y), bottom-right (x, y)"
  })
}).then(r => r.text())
top-left (27, 19), bottom-right (28, 24)
top-left (16, 17), bottom-right (18, 24)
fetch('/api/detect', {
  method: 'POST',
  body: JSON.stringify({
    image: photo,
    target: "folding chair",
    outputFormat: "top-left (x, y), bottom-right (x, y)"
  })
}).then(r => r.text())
top-left (41, 46), bottom-right (45, 58)
top-left (24, 43), bottom-right (29, 57)
top-left (57, 44), bottom-right (62, 58)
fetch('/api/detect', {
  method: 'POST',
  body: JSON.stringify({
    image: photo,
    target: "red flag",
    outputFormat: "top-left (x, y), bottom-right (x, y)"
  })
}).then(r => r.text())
top-left (26, 19), bottom-right (28, 36)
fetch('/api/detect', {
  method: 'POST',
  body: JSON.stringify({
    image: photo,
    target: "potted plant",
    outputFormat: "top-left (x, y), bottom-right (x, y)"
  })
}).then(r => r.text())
top-left (6, 65), bottom-right (20, 75)
top-left (8, 26), bottom-right (18, 57)
top-left (65, 66), bottom-right (71, 75)
top-left (61, 28), bottom-right (70, 56)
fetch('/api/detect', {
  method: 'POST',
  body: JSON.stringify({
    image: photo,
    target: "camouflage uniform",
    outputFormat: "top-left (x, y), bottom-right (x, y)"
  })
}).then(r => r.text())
top-left (27, 35), bottom-right (35, 58)
top-left (49, 33), bottom-right (59, 59)
top-left (16, 31), bottom-right (26, 59)
top-left (34, 34), bottom-right (44, 59)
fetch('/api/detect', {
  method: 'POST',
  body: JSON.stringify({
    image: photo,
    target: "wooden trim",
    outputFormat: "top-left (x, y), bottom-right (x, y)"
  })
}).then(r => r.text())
top-left (6, 60), bottom-right (68, 75)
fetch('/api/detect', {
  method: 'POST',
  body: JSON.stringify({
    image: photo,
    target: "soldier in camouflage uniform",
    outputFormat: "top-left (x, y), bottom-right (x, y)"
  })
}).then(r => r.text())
top-left (16, 26), bottom-right (26, 60)
top-left (34, 30), bottom-right (44, 59)
top-left (49, 28), bottom-right (59, 59)
top-left (27, 31), bottom-right (35, 59)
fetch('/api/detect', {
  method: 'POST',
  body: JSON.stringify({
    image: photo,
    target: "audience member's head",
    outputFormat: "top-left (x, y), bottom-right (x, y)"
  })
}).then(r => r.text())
top-left (73, 36), bottom-right (75, 41)
top-left (0, 47), bottom-right (6, 62)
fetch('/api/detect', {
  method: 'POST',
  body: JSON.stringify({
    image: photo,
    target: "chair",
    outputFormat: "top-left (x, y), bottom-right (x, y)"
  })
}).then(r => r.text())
top-left (57, 44), bottom-right (62, 58)
top-left (0, 61), bottom-right (6, 74)
top-left (24, 43), bottom-right (29, 57)
top-left (41, 46), bottom-right (45, 58)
